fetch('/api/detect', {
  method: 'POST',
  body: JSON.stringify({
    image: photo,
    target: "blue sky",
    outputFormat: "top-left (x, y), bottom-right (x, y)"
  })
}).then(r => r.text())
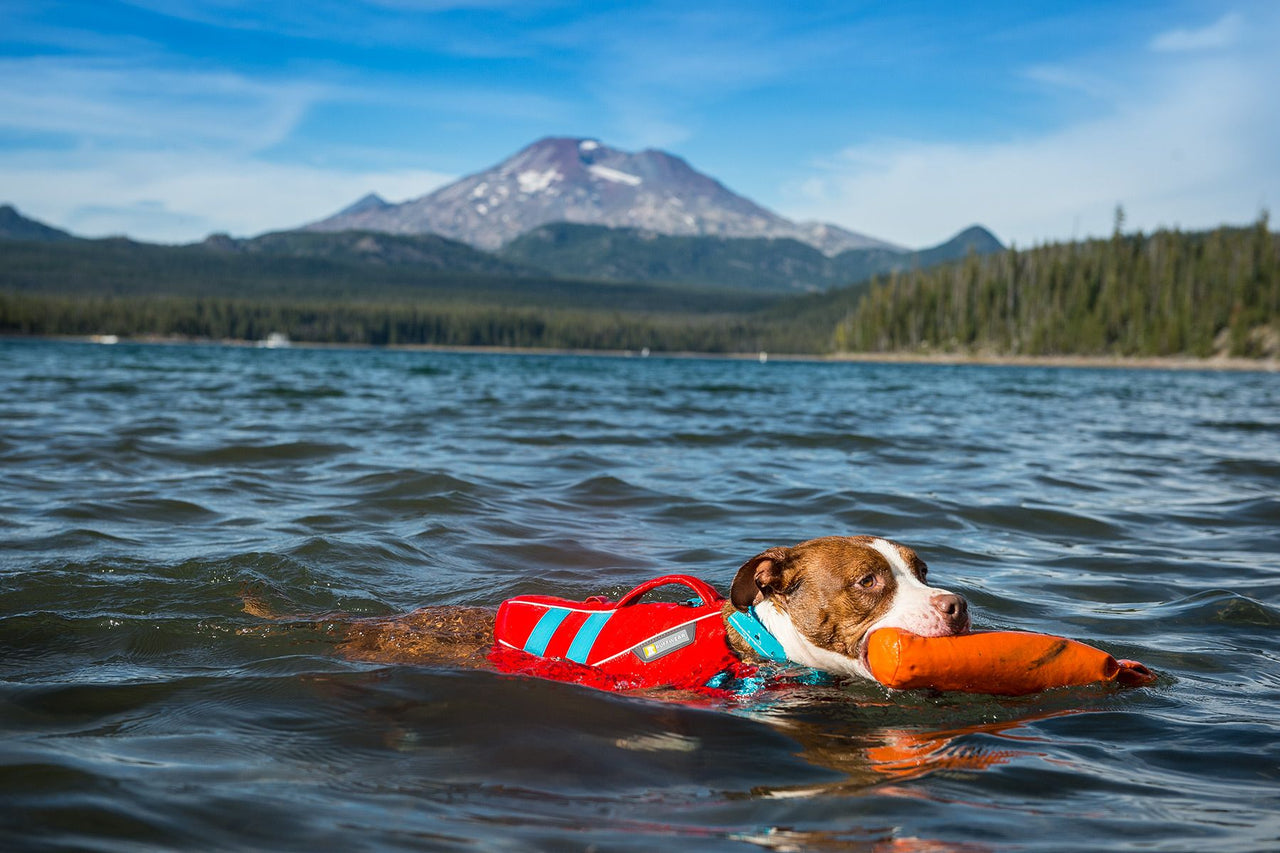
top-left (1, 1), bottom-right (1276, 248)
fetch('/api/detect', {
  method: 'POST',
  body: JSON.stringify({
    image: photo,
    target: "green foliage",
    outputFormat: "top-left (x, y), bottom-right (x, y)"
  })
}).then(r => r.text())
top-left (0, 236), bottom-right (775, 314)
top-left (213, 229), bottom-right (542, 277)
top-left (2, 218), bottom-right (1276, 359)
top-left (0, 230), bottom-right (800, 353)
top-left (835, 217), bottom-right (1280, 358)
top-left (500, 222), bottom-right (832, 292)
top-left (499, 222), bottom-right (1003, 293)
top-left (0, 293), bottom-right (776, 353)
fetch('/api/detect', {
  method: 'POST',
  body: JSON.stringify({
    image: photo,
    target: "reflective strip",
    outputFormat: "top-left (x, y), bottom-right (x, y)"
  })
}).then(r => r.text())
top-left (523, 607), bottom-right (570, 657)
top-left (592, 610), bottom-right (723, 667)
top-left (566, 611), bottom-right (613, 664)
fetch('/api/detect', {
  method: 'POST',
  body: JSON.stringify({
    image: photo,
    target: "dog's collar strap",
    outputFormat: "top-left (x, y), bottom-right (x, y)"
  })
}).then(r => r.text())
top-left (726, 606), bottom-right (789, 662)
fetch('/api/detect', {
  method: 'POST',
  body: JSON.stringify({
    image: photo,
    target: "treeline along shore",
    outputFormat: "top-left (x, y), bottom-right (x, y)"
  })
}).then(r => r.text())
top-left (2, 215), bottom-right (1276, 360)
top-left (838, 215), bottom-right (1278, 359)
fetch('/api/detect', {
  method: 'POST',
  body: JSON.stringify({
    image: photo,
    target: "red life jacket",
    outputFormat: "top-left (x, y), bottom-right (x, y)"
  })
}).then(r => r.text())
top-left (489, 575), bottom-right (741, 691)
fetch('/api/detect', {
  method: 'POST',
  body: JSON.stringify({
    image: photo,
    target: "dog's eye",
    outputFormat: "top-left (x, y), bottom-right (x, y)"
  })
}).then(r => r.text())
top-left (856, 574), bottom-right (877, 589)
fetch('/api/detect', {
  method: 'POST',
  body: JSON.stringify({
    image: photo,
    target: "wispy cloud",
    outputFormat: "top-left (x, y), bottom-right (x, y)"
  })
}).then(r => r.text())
top-left (1021, 64), bottom-right (1119, 101)
top-left (0, 43), bottom-right (553, 238)
top-left (119, 0), bottom-right (561, 53)
top-left (1150, 11), bottom-right (1244, 52)
top-left (785, 11), bottom-right (1279, 247)
top-left (534, 3), bottom-right (862, 150)
top-left (0, 57), bottom-right (322, 155)
top-left (1, 149), bottom-right (452, 241)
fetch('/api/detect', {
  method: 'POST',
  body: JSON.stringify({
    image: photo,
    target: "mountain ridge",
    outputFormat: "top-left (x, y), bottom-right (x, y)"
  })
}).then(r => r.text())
top-left (0, 204), bottom-right (77, 242)
top-left (499, 222), bottom-right (1003, 292)
top-left (0, 202), bottom-right (1002, 294)
top-left (200, 228), bottom-right (543, 278)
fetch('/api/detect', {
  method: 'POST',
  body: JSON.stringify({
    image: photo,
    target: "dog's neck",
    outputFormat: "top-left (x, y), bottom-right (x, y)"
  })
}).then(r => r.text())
top-left (745, 599), bottom-right (872, 679)
top-left (724, 606), bottom-right (788, 662)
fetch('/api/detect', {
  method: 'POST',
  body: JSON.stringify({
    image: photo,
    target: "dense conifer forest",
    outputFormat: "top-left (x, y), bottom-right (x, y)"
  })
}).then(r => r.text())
top-left (0, 292), bottom-right (776, 352)
top-left (1, 214), bottom-right (1276, 359)
top-left (836, 215), bottom-right (1278, 358)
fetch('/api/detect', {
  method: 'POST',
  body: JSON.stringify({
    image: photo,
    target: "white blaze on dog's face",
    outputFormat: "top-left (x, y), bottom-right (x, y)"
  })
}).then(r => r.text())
top-left (729, 535), bottom-right (970, 679)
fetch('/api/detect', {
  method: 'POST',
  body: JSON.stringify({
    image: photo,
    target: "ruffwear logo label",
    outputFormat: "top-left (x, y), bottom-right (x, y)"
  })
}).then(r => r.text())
top-left (632, 625), bottom-right (695, 662)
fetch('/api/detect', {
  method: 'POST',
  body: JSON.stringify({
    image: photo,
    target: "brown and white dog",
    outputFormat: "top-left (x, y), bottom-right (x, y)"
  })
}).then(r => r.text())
top-left (249, 535), bottom-right (970, 681)
top-left (726, 535), bottom-right (970, 678)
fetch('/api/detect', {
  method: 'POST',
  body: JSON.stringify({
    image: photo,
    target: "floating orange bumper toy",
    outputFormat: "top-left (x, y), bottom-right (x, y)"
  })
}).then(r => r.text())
top-left (866, 627), bottom-right (1156, 695)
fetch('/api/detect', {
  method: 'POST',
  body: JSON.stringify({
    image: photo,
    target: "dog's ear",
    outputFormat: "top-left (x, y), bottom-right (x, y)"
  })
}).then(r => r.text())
top-left (730, 547), bottom-right (790, 610)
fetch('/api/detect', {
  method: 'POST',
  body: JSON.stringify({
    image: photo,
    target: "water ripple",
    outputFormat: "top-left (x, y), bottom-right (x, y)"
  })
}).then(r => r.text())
top-left (1, 341), bottom-right (1278, 852)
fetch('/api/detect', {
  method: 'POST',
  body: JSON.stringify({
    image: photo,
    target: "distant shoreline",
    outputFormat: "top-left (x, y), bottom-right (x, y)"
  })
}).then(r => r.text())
top-left (821, 350), bottom-right (1279, 372)
top-left (8, 333), bottom-right (1278, 372)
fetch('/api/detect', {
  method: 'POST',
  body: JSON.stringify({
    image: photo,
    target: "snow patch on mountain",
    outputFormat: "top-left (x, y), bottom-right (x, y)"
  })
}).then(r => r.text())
top-left (588, 164), bottom-right (643, 186)
top-left (517, 169), bottom-right (561, 194)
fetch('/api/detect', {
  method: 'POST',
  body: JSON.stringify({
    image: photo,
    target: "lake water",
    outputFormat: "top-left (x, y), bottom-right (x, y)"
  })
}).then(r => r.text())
top-left (2, 339), bottom-right (1278, 852)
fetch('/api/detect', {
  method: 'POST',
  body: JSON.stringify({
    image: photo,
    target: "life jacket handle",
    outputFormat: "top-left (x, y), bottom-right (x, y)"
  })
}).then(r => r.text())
top-left (614, 574), bottom-right (724, 609)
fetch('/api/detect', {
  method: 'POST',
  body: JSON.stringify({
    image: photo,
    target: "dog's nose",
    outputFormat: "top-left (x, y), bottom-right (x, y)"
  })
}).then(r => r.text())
top-left (931, 593), bottom-right (968, 624)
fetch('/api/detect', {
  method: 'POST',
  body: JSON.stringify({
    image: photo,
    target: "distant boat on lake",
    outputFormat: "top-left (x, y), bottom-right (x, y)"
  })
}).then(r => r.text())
top-left (257, 332), bottom-right (291, 349)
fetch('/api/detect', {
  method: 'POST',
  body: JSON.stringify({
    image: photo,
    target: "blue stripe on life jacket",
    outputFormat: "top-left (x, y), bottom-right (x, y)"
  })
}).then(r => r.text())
top-left (566, 611), bottom-right (613, 664)
top-left (523, 607), bottom-right (570, 657)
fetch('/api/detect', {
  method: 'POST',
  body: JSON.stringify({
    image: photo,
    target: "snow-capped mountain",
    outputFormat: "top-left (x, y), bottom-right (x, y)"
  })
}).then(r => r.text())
top-left (305, 137), bottom-right (899, 255)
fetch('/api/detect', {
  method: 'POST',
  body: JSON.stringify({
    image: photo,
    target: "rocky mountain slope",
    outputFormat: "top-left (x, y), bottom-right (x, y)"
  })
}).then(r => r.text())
top-left (305, 137), bottom-right (900, 255)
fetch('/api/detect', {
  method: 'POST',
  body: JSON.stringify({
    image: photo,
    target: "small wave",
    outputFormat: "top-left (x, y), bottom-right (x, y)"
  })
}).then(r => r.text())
top-left (677, 383), bottom-right (767, 394)
top-left (259, 384), bottom-right (347, 399)
top-left (1146, 590), bottom-right (1280, 630)
top-left (1195, 419), bottom-right (1280, 434)
top-left (1207, 460), bottom-right (1280, 485)
top-left (49, 498), bottom-right (218, 524)
top-left (86, 381), bottom-right (144, 395)
top-left (560, 474), bottom-right (667, 508)
top-left (342, 469), bottom-right (483, 500)
top-left (949, 503), bottom-right (1123, 540)
top-left (5, 528), bottom-right (146, 552)
top-left (151, 441), bottom-right (354, 467)
top-left (406, 365), bottom-right (447, 377)
top-left (285, 537), bottom-right (428, 573)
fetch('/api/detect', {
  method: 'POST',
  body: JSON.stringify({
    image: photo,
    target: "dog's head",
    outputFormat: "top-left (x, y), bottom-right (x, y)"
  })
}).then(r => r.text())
top-left (730, 535), bottom-right (969, 678)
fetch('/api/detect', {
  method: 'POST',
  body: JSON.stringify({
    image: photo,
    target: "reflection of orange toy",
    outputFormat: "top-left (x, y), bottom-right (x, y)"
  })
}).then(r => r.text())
top-left (866, 628), bottom-right (1156, 695)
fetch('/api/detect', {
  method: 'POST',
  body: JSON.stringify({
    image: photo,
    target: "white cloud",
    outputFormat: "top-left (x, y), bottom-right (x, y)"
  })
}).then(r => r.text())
top-left (0, 54), bottom-right (542, 241)
top-left (784, 47), bottom-right (1278, 248)
top-left (1, 151), bottom-right (452, 242)
top-left (0, 57), bottom-right (325, 155)
top-left (1151, 12), bottom-right (1244, 52)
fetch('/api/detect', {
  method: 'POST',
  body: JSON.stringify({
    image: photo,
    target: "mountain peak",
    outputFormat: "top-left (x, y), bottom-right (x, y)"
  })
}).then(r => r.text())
top-left (0, 204), bottom-right (76, 242)
top-left (338, 192), bottom-right (391, 217)
top-left (943, 225), bottom-right (1004, 253)
top-left (304, 137), bottom-right (890, 254)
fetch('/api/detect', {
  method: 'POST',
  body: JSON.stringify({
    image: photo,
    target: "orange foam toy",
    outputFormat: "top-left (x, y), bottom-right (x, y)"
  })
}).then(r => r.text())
top-left (866, 628), bottom-right (1156, 696)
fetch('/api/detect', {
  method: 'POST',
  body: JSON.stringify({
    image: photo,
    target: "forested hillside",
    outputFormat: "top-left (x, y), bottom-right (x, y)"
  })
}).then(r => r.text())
top-left (2, 214), bottom-right (1276, 360)
top-left (0, 292), bottom-right (778, 351)
top-left (500, 222), bottom-right (1002, 292)
top-left (0, 235), bottom-right (776, 313)
top-left (835, 216), bottom-right (1279, 358)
